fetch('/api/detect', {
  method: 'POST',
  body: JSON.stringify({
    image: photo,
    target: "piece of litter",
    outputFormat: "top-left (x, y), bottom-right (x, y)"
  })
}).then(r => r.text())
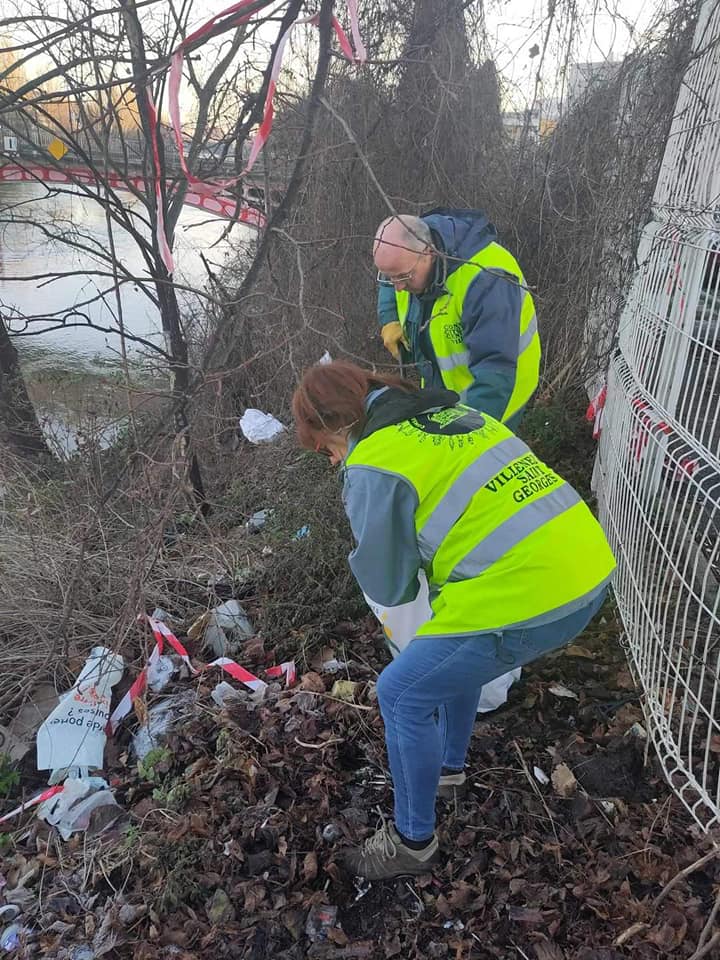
top-left (548, 682), bottom-right (579, 700)
top-left (292, 525), bottom-right (310, 540)
top-left (322, 659), bottom-right (349, 674)
top-left (551, 762), bottom-right (578, 798)
top-left (0, 924), bottom-right (32, 952)
top-left (239, 409), bottom-right (285, 444)
top-left (330, 680), bottom-right (358, 702)
top-left (150, 608), bottom-right (172, 623)
top-left (533, 766), bottom-right (550, 785)
top-left (626, 722), bottom-right (647, 739)
top-left (147, 655), bottom-right (175, 692)
top-left (206, 599), bottom-right (254, 657)
top-left (353, 878), bottom-right (372, 902)
top-left (36, 776), bottom-right (120, 841)
top-left (318, 350), bottom-right (332, 365)
top-left (36, 646), bottom-right (124, 778)
top-left (132, 693), bottom-right (194, 760)
top-left (305, 904), bottom-right (339, 942)
top-left (211, 681), bottom-right (245, 708)
top-left (322, 822), bottom-right (343, 842)
top-left (600, 800), bottom-right (616, 815)
top-left (246, 509), bottom-right (271, 531)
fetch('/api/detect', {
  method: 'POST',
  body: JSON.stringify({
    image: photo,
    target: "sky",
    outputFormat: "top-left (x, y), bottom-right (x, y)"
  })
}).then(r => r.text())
top-left (181, 0), bottom-right (674, 110)
top-left (482, 0), bottom-right (672, 107)
top-left (0, 0), bottom-right (675, 119)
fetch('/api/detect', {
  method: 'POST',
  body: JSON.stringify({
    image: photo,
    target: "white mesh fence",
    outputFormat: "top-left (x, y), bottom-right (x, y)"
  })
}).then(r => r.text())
top-left (593, 0), bottom-right (720, 830)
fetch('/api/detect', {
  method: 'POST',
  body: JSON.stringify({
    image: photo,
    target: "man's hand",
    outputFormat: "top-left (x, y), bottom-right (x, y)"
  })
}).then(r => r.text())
top-left (381, 321), bottom-right (406, 360)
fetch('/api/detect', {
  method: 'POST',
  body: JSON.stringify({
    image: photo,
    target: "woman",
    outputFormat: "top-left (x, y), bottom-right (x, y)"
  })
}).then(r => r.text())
top-left (292, 361), bottom-right (615, 880)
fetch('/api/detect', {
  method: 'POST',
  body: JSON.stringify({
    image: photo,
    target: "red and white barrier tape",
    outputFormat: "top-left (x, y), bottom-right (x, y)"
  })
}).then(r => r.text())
top-left (165, 0), bottom-right (366, 207)
top-left (0, 785), bottom-right (65, 825)
top-left (586, 384), bottom-right (606, 440)
top-left (108, 615), bottom-right (296, 734)
top-left (2, 619), bottom-right (295, 824)
top-left (145, 88), bottom-right (176, 275)
top-left (266, 661), bottom-right (297, 686)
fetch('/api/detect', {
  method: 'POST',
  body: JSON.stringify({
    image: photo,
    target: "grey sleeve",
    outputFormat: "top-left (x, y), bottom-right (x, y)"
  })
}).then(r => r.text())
top-left (342, 465), bottom-right (422, 607)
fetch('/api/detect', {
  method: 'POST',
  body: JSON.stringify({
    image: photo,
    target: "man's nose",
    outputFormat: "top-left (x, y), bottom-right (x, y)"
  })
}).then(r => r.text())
top-left (393, 279), bottom-right (407, 291)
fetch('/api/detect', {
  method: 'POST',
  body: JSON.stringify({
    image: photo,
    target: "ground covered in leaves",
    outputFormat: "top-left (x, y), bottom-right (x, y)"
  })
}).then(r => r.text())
top-left (2, 603), bottom-right (719, 960)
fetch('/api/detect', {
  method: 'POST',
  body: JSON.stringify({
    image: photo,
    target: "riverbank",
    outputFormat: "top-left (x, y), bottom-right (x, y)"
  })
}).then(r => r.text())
top-left (16, 343), bottom-right (167, 455)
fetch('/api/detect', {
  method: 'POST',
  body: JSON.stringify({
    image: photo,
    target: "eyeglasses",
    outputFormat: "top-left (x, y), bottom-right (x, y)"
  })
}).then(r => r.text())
top-left (377, 248), bottom-right (428, 286)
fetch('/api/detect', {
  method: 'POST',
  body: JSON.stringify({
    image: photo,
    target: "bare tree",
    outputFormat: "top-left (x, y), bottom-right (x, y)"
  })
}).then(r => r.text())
top-left (0, 0), bottom-right (332, 499)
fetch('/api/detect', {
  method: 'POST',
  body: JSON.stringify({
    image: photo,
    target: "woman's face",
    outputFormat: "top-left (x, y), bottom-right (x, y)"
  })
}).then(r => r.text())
top-left (315, 431), bottom-right (350, 467)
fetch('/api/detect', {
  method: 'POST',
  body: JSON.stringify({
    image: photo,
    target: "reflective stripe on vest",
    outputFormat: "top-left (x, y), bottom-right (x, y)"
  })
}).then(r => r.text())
top-left (395, 243), bottom-right (540, 422)
top-left (436, 350), bottom-right (470, 372)
top-left (417, 434), bottom-right (527, 561)
top-left (449, 482), bottom-right (581, 581)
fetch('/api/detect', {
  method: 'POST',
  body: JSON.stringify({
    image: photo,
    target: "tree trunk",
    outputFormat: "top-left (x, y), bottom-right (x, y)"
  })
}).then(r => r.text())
top-left (0, 316), bottom-right (51, 458)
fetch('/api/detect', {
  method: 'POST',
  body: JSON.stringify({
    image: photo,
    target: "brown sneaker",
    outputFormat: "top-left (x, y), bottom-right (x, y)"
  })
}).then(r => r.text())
top-left (437, 771), bottom-right (467, 800)
top-left (342, 821), bottom-right (439, 880)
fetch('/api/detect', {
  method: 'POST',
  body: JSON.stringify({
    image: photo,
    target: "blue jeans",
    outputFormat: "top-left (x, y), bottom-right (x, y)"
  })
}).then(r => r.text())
top-left (376, 589), bottom-right (607, 840)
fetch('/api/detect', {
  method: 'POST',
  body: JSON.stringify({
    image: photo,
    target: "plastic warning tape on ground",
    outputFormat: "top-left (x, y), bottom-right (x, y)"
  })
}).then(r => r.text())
top-left (0, 785), bottom-right (65, 825)
top-left (107, 615), bottom-right (296, 734)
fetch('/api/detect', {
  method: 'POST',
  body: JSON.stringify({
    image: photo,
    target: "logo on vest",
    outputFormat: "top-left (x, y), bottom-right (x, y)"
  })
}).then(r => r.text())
top-left (400, 407), bottom-right (489, 445)
top-left (485, 453), bottom-right (561, 503)
top-left (443, 322), bottom-right (464, 345)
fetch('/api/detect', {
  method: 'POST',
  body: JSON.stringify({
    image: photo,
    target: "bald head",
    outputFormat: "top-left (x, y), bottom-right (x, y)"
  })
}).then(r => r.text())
top-left (373, 216), bottom-right (435, 294)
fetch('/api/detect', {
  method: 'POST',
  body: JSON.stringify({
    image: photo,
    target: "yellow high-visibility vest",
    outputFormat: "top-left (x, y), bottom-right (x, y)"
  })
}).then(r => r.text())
top-left (396, 242), bottom-right (540, 422)
top-left (346, 407), bottom-right (614, 636)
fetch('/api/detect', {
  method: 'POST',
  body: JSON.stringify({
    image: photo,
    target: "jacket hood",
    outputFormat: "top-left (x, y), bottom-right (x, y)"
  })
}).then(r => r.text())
top-left (422, 208), bottom-right (497, 277)
top-left (358, 385), bottom-right (459, 440)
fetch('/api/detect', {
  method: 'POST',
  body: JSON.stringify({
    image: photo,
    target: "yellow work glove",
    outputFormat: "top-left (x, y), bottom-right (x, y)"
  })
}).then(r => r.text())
top-left (381, 321), bottom-right (406, 360)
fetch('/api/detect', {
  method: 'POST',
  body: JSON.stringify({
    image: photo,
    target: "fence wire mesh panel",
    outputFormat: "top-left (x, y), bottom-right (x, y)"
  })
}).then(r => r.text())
top-left (593, 0), bottom-right (720, 831)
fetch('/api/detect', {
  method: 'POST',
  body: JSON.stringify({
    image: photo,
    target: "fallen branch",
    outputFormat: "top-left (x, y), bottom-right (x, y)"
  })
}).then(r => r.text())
top-left (654, 846), bottom-right (720, 906)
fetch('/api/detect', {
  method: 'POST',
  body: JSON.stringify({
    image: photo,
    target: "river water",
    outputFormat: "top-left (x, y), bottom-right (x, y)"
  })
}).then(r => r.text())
top-left (0, 180), bottom-right (254, 452)
top-left (0, 180), bottom-right (252, 365)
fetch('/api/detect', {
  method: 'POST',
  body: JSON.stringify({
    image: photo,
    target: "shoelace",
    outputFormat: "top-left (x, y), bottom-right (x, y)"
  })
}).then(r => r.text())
top-left (361, 821), bottom-right (398, 861)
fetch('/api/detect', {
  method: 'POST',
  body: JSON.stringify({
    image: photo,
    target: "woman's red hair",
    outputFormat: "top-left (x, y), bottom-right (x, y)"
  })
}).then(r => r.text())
top-left (292, 360), bottom-right (414, 450)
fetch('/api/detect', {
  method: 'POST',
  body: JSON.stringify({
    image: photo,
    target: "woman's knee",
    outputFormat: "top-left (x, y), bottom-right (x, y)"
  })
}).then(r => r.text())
top-left (376, 664), bottom-right (401, 716)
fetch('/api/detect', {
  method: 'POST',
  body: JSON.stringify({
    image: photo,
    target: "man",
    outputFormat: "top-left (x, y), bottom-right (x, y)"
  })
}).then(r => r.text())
top-left (374, 210), bottom-right (540, 430)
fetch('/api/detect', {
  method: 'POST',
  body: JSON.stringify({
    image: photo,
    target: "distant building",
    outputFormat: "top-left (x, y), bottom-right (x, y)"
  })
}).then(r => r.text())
top-left (502, 107), bottom-right (540, 142)
top-left (501, 99), bottom-right (561, 142)
top-left (567, 61), bottom-right (621, 105)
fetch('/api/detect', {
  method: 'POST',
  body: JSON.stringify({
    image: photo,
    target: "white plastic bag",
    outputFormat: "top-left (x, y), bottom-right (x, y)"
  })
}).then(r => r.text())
top-left (204, 599), bottom-right (254, 657)
top-left (36, 776), bottom-right (119, 840)
top-left (238, 409), bottom-right (286, 444)
top-left (364, 573), bottom-right (520, 714)
top-left (36, 647), bottom-right (124, 776)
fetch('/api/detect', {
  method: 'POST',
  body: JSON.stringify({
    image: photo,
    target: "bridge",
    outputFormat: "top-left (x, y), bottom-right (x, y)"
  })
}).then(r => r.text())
top-left (0, 162), bottom-right (266, 229)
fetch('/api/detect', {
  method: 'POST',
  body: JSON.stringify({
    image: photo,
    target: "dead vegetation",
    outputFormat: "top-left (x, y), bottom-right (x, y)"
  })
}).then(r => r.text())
top-left (1, 0), bottom-right (718, 957)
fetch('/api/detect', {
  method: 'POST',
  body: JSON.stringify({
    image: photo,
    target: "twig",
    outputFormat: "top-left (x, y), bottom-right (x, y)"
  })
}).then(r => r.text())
top-left (294, 737), bottom-right (344, 750)
top-left (654, 846), bottom-right (720, 906)
top-left (695, 888), bottom-right (720, 955)
top-left (688, 931), bottom-right (720, 960)
top-left (512, 740), bottom-right (561, 855)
